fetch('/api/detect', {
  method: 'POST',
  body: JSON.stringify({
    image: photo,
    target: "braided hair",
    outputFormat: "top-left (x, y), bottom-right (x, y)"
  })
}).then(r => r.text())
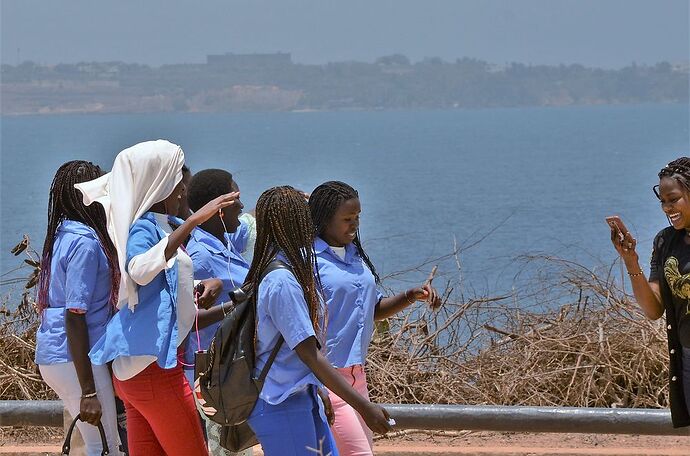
top-left (309, 181), bottom-right (380, 283)
top-left (37, 161), bottom-right (120, 313)
top-left (245, 186), bottom-right (324, 335)
top-left (658, 157), bottom-right (690, 193)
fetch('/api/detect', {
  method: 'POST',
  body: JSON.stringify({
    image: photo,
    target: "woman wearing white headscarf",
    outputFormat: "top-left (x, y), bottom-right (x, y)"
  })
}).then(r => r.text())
top-left (77, 140), bottom-right (238, 456)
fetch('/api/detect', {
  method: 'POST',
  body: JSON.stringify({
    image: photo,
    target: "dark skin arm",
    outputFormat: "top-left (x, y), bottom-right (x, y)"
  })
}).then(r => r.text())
top-left (375, 268), bottom-right (442, 320)
top-left (65, 310), bottom-right (101, 426)
top-left (163, 193), bottom-right (240, 261)
top-left (294, 336), bottom-right (392, 434)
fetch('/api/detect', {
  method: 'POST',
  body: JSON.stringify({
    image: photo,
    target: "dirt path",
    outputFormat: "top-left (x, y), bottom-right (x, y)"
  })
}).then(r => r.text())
top-left (2, 429), bottom-right (689, 455)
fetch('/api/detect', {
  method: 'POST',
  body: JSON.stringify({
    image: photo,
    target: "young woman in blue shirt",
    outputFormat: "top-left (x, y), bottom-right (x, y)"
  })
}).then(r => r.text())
top-left (77, 140), bottom-right (239, 456)
top-left (35, 160), bottom-right (124, 456)
top-left (245, 186), bottom-right (392, 456)
top-left (182, 169), bottom-right (252, 456)
top-left (309, 181), bottom-right (441, 456)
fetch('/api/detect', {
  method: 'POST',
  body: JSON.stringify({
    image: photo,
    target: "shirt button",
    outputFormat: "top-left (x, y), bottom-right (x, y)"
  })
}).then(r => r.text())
top-left (668, 325), bottom-right (672, 330)
top-left (670, 349), bottom-right (676, 354)
top-left (672, 376), bottom-right (677, 382)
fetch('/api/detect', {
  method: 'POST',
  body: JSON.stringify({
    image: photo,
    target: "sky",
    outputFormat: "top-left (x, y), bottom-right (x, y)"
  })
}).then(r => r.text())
top-left (1, 0), bottom-right (688, 68)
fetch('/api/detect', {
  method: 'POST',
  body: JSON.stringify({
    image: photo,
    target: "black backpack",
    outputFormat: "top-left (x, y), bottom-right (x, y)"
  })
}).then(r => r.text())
top-left (194, 259), bottom-right (289, 451)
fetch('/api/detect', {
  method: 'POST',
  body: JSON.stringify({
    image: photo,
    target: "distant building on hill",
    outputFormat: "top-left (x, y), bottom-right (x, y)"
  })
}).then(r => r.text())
top-left (206, 52), bottom-right (292, 69)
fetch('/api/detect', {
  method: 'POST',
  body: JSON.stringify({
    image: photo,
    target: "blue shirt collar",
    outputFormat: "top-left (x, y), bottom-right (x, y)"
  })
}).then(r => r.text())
top-left (57, 220), bottom-right (98, 239)
top-left (314, 236), bottom-right (356, 264)
top-left (192, 226), bottom-right (249, 265)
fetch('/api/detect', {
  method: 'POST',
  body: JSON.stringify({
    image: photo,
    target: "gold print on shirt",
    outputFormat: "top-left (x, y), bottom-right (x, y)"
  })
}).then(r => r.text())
top-left (664, 256), bottom-right (690, 315)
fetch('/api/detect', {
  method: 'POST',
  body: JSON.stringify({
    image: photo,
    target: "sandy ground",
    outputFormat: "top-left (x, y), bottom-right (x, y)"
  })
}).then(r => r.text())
top-left (2, 427), bottom-right (689, 455)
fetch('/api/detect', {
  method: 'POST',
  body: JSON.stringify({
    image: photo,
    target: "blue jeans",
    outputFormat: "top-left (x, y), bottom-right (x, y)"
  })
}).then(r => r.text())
top-left (248, 387), bottom-right (338, 456)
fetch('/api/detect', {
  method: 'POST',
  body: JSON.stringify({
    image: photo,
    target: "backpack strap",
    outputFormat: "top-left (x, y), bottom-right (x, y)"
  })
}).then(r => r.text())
top-left (256, 259), bottom-right (290, 383)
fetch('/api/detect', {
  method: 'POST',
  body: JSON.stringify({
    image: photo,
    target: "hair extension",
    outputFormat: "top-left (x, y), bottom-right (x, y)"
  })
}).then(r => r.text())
top-left (659, 157), bottom-right (690, 193)
top-left (244, 186), bottom-right (324, 336)
top-left (187, 168), bottom-right (233, 212)
top-left (308, 180), bottom-right (380, 283)
top-left (37, 161), bottom-right (120, 313)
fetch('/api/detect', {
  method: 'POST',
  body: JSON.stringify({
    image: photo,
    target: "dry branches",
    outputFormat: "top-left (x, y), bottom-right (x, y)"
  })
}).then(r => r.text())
top-left (367, 254), bottom-right (669, 410)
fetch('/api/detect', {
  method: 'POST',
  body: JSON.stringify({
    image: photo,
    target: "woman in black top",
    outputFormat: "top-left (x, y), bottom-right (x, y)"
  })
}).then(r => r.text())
top-left (610, 157), bottom-right (690, 428)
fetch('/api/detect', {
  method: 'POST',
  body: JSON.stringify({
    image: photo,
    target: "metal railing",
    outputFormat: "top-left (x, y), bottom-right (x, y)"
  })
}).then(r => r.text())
top-left (2, 401), bottom-right (690, 436)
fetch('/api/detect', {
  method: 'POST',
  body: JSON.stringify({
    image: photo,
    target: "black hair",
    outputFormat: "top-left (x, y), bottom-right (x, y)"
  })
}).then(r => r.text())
top-left (308, 180), bottom-right (380, 283)
top-left (245, 186), bottom-right (324, 335)
top-left (37, 161), bottom-right (120, 312)
top-left (187, 168), bottom-right (233, 211)
top-left (659, 157), bottom-right (690, 193)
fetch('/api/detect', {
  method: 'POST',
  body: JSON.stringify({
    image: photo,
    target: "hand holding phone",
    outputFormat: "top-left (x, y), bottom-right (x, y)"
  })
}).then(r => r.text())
top-left (606, 215), bottom-right (637, 257)
top-left (605, 216), bottom-right (628, 242)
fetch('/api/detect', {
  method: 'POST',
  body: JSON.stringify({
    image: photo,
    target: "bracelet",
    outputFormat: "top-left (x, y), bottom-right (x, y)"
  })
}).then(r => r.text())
top-left (404, 290), bottom-right (415, 304)
top-left (82, 391), bottom-right (97, 398)
top-left (627, 269), bottom-right (644, 277)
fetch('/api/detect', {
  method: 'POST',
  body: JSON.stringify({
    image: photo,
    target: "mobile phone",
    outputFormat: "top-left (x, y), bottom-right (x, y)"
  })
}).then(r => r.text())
top-left (605, 216), bottom-right (629, 242)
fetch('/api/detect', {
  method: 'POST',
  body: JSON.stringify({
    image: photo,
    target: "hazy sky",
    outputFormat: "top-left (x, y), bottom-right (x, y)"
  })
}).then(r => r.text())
top-left (1, 0), bottom-right (688, 68)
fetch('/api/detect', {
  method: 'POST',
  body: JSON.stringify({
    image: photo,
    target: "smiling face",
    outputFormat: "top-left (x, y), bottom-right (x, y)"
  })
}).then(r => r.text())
top-left (658, 176), bottom-right (690, 230)
top-left (321, 197), bottom-right (361, 247)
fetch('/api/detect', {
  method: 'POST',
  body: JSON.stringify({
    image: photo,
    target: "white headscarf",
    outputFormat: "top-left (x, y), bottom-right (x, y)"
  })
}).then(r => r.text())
top-left (75, 140), bottom-right (185, 310)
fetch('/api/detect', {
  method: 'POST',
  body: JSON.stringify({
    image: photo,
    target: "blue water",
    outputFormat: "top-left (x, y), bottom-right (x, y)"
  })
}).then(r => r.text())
top-left (1, 104), bottom-right (688, 301)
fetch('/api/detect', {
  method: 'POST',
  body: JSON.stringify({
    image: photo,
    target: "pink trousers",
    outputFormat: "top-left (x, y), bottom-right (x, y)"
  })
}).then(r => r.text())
top-left (328, 364), bottom-right (374, 456)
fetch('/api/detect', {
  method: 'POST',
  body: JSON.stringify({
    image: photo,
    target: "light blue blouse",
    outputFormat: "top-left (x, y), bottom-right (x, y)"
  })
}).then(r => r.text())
top-left (35, 220), bottom-right (113, 365)
top-left (315, 237), bottom-right (382, 368)
top-left (89, 212), bottom-right (182, 370)
top-left (253, 255), bottom-right (322, 405)
top-left (183, 226), bottom-right (250, 367)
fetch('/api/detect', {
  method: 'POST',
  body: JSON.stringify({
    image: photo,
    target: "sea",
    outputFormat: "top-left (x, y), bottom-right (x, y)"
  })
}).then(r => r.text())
top-left (1, 104), bottom-right (689, 303)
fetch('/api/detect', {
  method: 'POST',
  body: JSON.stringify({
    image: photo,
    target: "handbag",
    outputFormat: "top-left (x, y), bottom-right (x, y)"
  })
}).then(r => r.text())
top-left (61, 413), bottom-right (110, 456)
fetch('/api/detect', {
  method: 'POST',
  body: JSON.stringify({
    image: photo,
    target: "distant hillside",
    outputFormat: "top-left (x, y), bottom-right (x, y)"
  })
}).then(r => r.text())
top-left (1, 53), bottom-right (688, 115)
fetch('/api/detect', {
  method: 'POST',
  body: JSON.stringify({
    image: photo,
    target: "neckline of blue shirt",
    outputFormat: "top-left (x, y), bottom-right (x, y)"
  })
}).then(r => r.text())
top-left (57, 219), bottom-right (99, 239)
top-left (314, 236), bottom-right (357, 265)
top-left (192, 226), bottom-right (248, 265)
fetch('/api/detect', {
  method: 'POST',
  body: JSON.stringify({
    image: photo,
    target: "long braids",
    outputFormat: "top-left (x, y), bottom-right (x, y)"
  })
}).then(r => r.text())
top-left (659, 157), bottom-right (690, 192)
top-left (37, 161), bottom-right (120, 313)
top-left (245, 186), bottom-right (324, 336)
top-left (309, 180), bottom-right (380, 283)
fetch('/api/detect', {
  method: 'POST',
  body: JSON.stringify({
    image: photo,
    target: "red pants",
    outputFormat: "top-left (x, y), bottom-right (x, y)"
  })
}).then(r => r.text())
top-left (113, 362), bottom-right (208, 456)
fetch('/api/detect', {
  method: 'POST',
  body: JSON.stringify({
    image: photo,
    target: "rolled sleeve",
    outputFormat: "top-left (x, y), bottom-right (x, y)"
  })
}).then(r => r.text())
top-left (127, 221), bottom-right (176, 286)
top-left (64, 240), bottom-right (100, 312)
top-left (265, 274), bottom-right (316, 350)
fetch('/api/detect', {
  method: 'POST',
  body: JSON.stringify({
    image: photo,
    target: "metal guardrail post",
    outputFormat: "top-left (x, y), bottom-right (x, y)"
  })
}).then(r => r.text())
top-left (0, 400), bottom-right (63, 427)
top-left (383, 404), bottom-right (690, 436)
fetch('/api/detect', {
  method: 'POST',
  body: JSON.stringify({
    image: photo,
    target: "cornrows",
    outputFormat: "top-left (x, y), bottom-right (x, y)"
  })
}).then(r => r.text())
top-left (37, 161), bottom-right (120, 313)
top-left (309, 180), bottom-right (380, 283)
top-left (245, 186), bottom-right (324, 336)
top-left (659, 157), bottom-right (690, 192)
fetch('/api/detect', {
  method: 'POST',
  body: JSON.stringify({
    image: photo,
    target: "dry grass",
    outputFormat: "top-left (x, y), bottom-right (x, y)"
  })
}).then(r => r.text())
top-left (367, 254), bottom-right (669, 409)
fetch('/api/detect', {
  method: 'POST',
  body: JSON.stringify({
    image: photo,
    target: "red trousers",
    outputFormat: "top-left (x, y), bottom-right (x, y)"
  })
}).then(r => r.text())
top-left (113, 361), bottom-right (208, 456)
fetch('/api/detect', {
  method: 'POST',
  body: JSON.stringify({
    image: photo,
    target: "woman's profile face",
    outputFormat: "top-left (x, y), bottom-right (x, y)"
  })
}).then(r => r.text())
top-left (162, 180), bottom-right (186, 216)
top-left (658, 176), bottom-right (690, 231)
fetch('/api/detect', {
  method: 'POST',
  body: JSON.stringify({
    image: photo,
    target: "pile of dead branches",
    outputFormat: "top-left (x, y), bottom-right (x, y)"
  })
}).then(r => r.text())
top-left (0, 236), bottom-right (56, 400)
top-left (367, 255), bottom-right (669, 409)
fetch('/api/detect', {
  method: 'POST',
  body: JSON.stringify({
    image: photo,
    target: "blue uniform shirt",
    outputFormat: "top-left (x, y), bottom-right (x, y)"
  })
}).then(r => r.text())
top-left (89, 212), bottom-right (182, 370)
top-left (183, 226), bottom-right (250, 366)
top-left (225, 219), bottom-right (251, 256)
top-left (254, 255), bottom-right (322, 405)
top-left (315, 237), bottom-right (382, 368)
top-left (35, 220), bottom-right (113, 365)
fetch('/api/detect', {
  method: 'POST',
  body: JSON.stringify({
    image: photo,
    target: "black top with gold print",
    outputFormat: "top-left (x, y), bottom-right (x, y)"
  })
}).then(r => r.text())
top-left (650, 230), bottom-right (690, 347)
